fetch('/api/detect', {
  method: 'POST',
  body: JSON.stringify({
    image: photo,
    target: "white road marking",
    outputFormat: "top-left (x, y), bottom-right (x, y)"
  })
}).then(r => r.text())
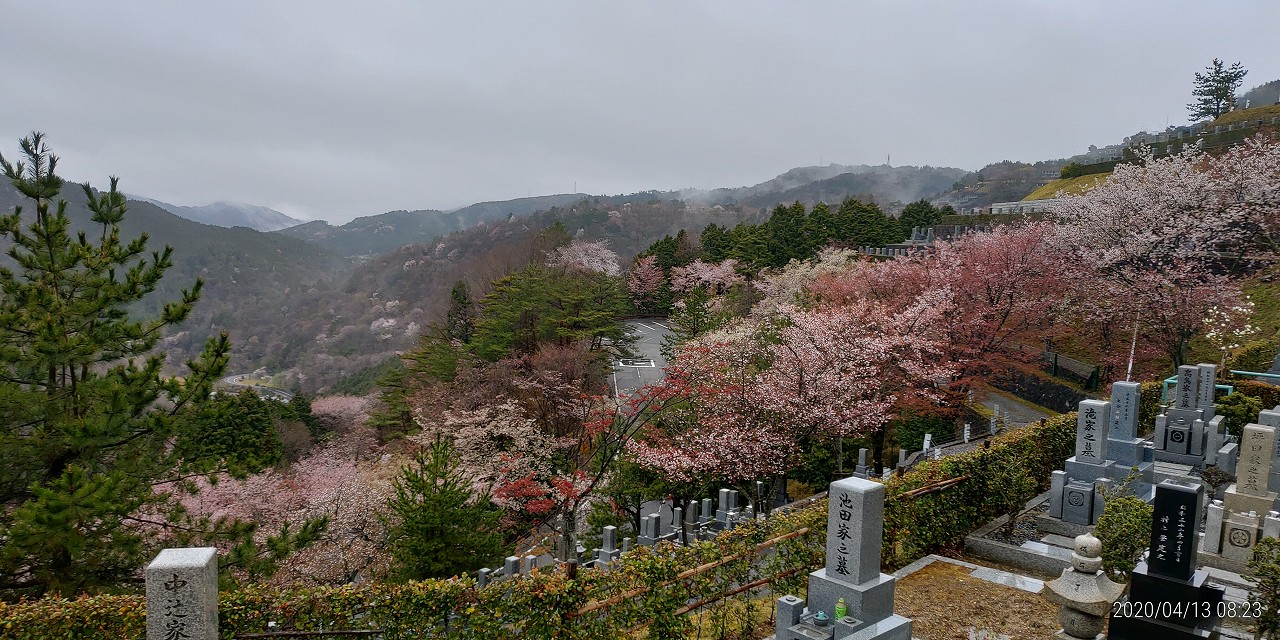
top-left (618, 359), bottom-right (656, 367)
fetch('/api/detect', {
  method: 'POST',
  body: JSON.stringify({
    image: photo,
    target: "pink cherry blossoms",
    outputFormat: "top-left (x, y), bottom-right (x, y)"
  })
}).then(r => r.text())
top-left (548, 238), bottom-right (621, 277)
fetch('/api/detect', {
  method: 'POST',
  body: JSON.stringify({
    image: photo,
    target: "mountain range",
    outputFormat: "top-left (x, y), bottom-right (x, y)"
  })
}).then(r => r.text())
top-left (276, 193), bottom-right (591, 258)
top-left (4, 160), bottom-right (1002, 393)
top-left (131, 197), bottom-right (307, 232)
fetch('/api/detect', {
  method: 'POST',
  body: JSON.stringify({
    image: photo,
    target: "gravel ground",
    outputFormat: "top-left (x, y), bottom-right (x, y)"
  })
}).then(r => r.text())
top-left (895, 561), bottom-right (1059, 640)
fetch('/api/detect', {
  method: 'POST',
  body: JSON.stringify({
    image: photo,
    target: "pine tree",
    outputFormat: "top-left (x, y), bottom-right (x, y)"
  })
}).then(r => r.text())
top-left (766, 201), bottom-right (811, 267)
top-left (804, 201), bottom-right (838, 249)
top-left (176, 389), bottom-right (284, 476)
top-left (699, 223), bottom-right (732, 263)
top-left (385, 436), bottom-right (505, 580)
top-left (444, 280), bottom-right (476, 343)
top-left (0, 133), bottom-right (321, 597)
top-left (898, 199), bottom-right (943, 239)
top-left (1188, 58), bottom-right (1248, 121)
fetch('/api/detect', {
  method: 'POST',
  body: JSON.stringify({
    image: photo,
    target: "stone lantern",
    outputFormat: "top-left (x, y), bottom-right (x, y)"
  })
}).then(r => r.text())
top-left (1042, 533), bottom-right (1124, 640)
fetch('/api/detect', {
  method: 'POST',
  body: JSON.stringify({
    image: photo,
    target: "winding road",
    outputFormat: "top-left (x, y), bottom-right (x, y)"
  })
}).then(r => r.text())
top-left (220, 374), bottom-right (294, 402)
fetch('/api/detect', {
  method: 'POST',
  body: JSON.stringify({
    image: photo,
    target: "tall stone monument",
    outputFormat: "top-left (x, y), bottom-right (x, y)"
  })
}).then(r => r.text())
top-left (1201, 422), bottom-right (1280, 571)
top-left (774, 476), bottom-right (911, 640)
top-left (1104, 381), bottom-right (1155, 499)
top-left (1108, 481), bottom-right (1225, 639)
top-left (1154, 364), bottom-right (1235, 470)
top-left (146, 547), bottom-right (218, 640)
top-left (1254, 406), bottom-right (1280, 494)
top-left (1048, 383), bottom-right (1155, 527)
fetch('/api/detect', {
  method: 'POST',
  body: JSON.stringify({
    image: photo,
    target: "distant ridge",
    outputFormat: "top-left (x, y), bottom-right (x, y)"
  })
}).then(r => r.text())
top-left (276, 193), bottom-right (590, 257)
top-left (131, 197), bottom-right (306, 232)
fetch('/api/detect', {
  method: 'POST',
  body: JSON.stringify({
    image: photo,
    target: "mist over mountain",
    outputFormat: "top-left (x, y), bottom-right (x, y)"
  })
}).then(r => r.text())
top-left (131, 197), bottom-right (307, 232)
top-left (0, 182), bottom-right (350, 375)
top-left (0, 158), bottom-right (983, 391)
top-left (682, 164), bottom-right (968, 206)
top-left (1238, 79), bottom-right (1280, 109)
top-left (276, 193), bottom-right (590, 258)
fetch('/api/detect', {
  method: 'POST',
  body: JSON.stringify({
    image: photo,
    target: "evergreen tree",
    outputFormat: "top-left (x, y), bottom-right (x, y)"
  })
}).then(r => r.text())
top-left (1188, 58), bottom-right (1248, 121)
top-left (444, 280), bottom-right (476, 343)
top-left (898, 199), bottom-right (943, 239)
top-left (836, 197), bottom-right (897, 247)
top-left (700, 223), bottom-right (732, 263)
top-left (176, 389), bottom-right (283, 476)
top-left (0, 133), bottom-right (322, 597)
top-left (804, 201), bottom-right (838, 250)
top-left (644, 234), bottom-right (680, 270)
top-left (470, 265), bottom-right (629, 361)
top-left (369, 365), bottom-right (414, 439)
top-left (766, 202), bottom-right (810, 267)
top-left (672, 229), bottom-right (700, 266)
top-left (727, 222), bottom-right (769, 270)
top-left (385, 436), bottom-right (505, 580)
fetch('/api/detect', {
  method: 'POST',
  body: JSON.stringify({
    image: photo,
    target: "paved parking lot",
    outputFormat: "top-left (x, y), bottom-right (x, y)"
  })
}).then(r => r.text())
top-left (614, 319), bottom-right (670, 397)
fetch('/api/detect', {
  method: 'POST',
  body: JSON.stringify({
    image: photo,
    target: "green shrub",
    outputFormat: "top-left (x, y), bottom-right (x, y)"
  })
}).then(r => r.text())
top-left (1095, 494), bottom-right (1153, 581)
top-left (1060, 163), bottom-right (1086, 179)
top-left (1138, 380), bottom-right (1165, 436)
top-left (0, 501), bottom-right (827, 640)
top-left (882, 411), bottom-right (1077, 567)
top-left (1229, 339), bottom-right (1279, 373)
top-left (1249, 537), bottom-right (1280, 640)
top-left (1233, 379), bottom-right (1280, 410)
top-left (1219, 392), bottom-right (1264, 439)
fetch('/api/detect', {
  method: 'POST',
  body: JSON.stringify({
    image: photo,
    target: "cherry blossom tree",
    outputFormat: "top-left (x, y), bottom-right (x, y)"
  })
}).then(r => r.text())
top-left (669, 259), bottom-right (745, 294)
top-left (665, 259), bottom-right (750, 349)
top-left (1052, 138), bottom-right (1280, 368)
top-left (758, 292), bottom-right (955, 440)
top-left (406, 346), bottom-right (657, 560)
top-left (627, 320), bottom-right (791, 484)
top-left (810, 222), bottom-right (1067, 386)
top-left (751, 247), bottom-right (862, 318)
top-left (548, 238), bottom-right (621, 277)
top-left (626, 254), bottom-right (668, 314)
top-left (1052, 146), bottom-right (1250, 276)
top-left (175, 424), bottom-right (391, 586)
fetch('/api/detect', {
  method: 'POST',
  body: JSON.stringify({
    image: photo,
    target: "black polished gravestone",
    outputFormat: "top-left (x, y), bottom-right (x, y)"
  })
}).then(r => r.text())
top-left (1109, 481), bottom-right (1225, 640)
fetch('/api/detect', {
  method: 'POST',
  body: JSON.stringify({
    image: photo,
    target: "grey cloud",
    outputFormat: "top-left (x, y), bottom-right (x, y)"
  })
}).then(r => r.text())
top-left (2, 1), bottom-right (1277, 222)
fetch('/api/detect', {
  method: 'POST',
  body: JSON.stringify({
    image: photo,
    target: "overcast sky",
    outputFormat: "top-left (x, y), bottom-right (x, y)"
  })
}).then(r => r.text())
top-left (3, 1), bottom-right (1277, 223)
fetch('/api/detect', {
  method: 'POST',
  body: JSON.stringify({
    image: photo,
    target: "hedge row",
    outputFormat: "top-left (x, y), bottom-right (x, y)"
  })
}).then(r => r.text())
top-left (2, 381), bottom-right (1170, 638)
top-left (880, 411), bottom-right (1077, 567)
top-left (0, 504), bottom-right (826, 640)
top-left (1228, 378), bottom-right (1280, 409)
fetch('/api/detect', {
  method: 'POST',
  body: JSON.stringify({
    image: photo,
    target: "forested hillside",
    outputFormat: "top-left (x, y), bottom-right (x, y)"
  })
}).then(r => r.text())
top-left (0, 181), bottom-right (352, 375)
top-left (276, 193), bottom-right (590, 258)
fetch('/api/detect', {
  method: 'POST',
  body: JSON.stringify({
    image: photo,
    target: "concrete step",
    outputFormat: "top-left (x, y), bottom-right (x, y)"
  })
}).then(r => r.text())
top-left (1040, 533), bottom-right (1077, 549)
top-left (1019, 540), bottom-right (1073, 560)
top-left (969, 566), bottom-right (1044, 594)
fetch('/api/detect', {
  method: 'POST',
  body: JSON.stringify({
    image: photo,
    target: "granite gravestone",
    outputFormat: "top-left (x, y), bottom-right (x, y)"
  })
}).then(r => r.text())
top-left (1154, 364), bottom-right (1233, 468)
top-left (1104, 381), bottom-right (1156, 500)
top-left (1202, 423), bottom-right (1280, 568)
top-left (595, 525), bottom-right (620, 568)
top-left (714, 488), bottom-right (739, 531)
top-left (146, 548), bottom-right (218, 640)
top-left (774, 477), bottom-right (911, 640)
top-left (1109, 482), bottom-right (1225, 640)
top-left (1049, 398), bottom-right (1121, 525)
top-left (854, 448), bottom-right (871, 478)
top-left (1256, 407), bottom-right (1280, 494)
